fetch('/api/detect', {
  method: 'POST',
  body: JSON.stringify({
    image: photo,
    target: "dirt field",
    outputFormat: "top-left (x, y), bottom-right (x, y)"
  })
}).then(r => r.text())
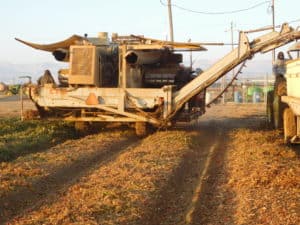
top-left (0, 98), bottom-right (299, 225)
top-left (0, 95), bottom-right (35, 118)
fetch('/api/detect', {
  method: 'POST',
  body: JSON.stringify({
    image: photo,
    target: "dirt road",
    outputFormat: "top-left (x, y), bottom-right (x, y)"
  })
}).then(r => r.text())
top-left (0, 95), bottom-right (35, 118)
top-left (0, 103), bottom-right (299, 224)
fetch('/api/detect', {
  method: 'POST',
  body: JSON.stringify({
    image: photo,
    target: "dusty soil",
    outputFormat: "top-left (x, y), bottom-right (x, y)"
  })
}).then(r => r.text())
top-left (0, 96), bottom-right (35, 118)
top-left (0, 101), bottom-right (299, 224)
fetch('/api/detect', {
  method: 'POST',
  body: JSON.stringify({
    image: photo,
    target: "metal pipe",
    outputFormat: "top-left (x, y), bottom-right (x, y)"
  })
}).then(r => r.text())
top-left (198, 42), bottom-right (225, 46)
top-left (52, 49), bottom-right (69, 62)
top-left (18, 76), bottom-right (32, 121)
top-left (244, 26), bottom-right (274, 34)
top-left (20, 84), bottom-right (23, 121)
top-left (125, 50), bottom-right (163, 65)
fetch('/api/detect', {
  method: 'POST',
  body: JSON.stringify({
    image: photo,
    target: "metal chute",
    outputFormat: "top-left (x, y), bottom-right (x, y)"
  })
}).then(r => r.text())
top-left (288, 42), bottom-right (300, 52)
top-left (129, 35), bottom-right (207, 51)
top-left (15, 35), bottom-right (84, 52)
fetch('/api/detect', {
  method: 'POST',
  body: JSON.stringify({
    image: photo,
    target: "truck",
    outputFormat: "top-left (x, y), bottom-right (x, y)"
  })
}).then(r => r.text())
top-left (267, 42), bottom-right (300, 143)
top-left (16, 23), bottom-right (300, 136)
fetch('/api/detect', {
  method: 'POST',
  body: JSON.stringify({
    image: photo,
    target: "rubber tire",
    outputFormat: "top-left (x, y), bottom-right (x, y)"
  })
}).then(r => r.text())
top-left (75, 121), bottom-right (90, 135)
top-left (274, 76), bottom-right (287, 96)
top-left (23, 110), bottom-right (39, 120)
top-left (273, 94), bottom-right (286, 129)
top-left (135, 122), bottom-right (147, 137)
top-left (273, 79), bottom-right (288, 129)
top-left (266, 90), bottom-right (274, 127)
top-left (283, 107), bottom-right (296, 144)
top-left (35, 105), bottom-right (47, 118)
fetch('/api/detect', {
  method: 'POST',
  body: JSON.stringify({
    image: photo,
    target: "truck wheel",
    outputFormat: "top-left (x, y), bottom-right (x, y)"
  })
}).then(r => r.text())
top-left (283, 108), bottom-right (296, 144)
top-left (273, 79), bottom-right (287, 129)
top-left (135, 122), bottom-right (148, 137)
top-left (274, 76), bottom-right (287, 96)
top-left (273, 94), bottom-right (286, 129)
top-left (266, 90), bottom-right (274, 127)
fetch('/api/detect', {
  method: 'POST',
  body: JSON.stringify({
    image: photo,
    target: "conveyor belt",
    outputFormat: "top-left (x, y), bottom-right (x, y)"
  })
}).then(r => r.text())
top-left (170, 23), bottom-right (300, 118)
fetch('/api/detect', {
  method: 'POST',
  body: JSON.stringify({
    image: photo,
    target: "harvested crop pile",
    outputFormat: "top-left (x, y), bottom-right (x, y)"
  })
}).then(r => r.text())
top-left (225, 129), bottom-right (300, 225)
top-left (8, 131), bottom-right (193, 225)
top-left (2, 103), bottom-right (299, 225)
top-left (191, 129), bottom-right (299, 225)
top-left (0, 129), bottom-right (134, 221)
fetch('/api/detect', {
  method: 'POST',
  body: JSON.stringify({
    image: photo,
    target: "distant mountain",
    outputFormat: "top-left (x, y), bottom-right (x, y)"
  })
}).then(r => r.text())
top-left (0, 58), bottom-right (273, 84)
top-left (0, 62), bottom-right (64, 84)
top-left (192, 58), bottom-right (273, 78)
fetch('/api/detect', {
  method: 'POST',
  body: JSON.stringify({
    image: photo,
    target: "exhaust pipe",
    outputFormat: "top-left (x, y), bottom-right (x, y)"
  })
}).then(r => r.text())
top-left (52, 49), bottom-right (69, 62)
top-left (125, 50), bottom-right (163, 65)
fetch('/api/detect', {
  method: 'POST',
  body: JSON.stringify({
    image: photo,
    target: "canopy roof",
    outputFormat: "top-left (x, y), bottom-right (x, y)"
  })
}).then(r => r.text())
top-left (15, 35), bottom-right (84, 52)
top-left (16, 34), bottom-right (207, 52)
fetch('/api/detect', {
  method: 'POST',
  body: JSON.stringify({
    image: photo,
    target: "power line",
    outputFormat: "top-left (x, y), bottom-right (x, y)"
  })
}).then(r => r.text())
top-left (159, 0), bottom-right (271, 15)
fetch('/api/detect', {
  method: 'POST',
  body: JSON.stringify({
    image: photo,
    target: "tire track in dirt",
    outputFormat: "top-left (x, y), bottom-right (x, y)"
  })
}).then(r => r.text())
top-left (184, 130), bottom-right (221, 223)
top-left (0, 132), bottom-right (140, 224)
top-left (132, 120), bottom-right (232, 225)
top-left (187, 121), bottom-right (235, 225)
top-left (133, 113), bottom-right (265, 225)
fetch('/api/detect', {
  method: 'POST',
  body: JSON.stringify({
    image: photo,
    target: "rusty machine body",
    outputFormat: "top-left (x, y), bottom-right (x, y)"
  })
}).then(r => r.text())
top-left (16, 23), bottom-right (300, 135)
top-left (17, 33), bottom-right (207, 134)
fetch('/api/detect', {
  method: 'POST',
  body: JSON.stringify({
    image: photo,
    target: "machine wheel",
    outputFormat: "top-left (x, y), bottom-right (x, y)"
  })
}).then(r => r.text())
top-left (135, 122), bottom-right (148, 137)
top-left (273, 94), bottom-right (286, 129)
top-left (35, 105), bottom-right (47, 118)
top-left (283, 107), bottom-right (296, 144)
top-left (75, 121), bottom-right (90, 134)
top-left (23, 110), bottom-right (39, 120)
top-left (266, 90), bottom-right (274, 127)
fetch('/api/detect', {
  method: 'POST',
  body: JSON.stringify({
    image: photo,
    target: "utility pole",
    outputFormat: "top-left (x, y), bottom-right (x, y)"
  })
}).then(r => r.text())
top-left (188, 38), bottom-right (192, 69)
top-left (272, 0), bottom-right (275, 63)
top-left (222, 21), bottom-right (236, 104)
top-left (230, 22), bottom-right (234, 74)
top-left (167, 0), bottom-right (174, 42)
top-left (230, 21), bottom-right (235, 100)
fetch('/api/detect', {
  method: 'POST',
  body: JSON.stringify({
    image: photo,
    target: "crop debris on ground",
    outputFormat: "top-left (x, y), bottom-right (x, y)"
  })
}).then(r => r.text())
top-left (0, 104), bottom-right (298, 225)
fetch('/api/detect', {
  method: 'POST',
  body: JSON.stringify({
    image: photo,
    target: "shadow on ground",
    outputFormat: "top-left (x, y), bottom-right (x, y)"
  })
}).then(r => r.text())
top-left (0, 135), bottom-right (139, 223)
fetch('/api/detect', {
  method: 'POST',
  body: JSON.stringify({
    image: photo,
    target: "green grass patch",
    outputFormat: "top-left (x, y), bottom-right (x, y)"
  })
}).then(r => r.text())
top-left (0, 118), bottom-right (77, 162)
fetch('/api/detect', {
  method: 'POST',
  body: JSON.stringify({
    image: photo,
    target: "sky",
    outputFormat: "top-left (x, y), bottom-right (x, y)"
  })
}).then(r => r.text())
top-left (0, 0), bottom-right (299, 66)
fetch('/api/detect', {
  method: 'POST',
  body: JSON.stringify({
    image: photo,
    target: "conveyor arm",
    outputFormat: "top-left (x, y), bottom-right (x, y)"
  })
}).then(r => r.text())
top-left (170, 23), bottom-right (300, 118)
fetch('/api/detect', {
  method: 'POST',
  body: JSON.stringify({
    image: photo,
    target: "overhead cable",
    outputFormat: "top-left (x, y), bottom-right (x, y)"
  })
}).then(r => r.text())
top-left (159, 0), bottom-right (271, 15)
